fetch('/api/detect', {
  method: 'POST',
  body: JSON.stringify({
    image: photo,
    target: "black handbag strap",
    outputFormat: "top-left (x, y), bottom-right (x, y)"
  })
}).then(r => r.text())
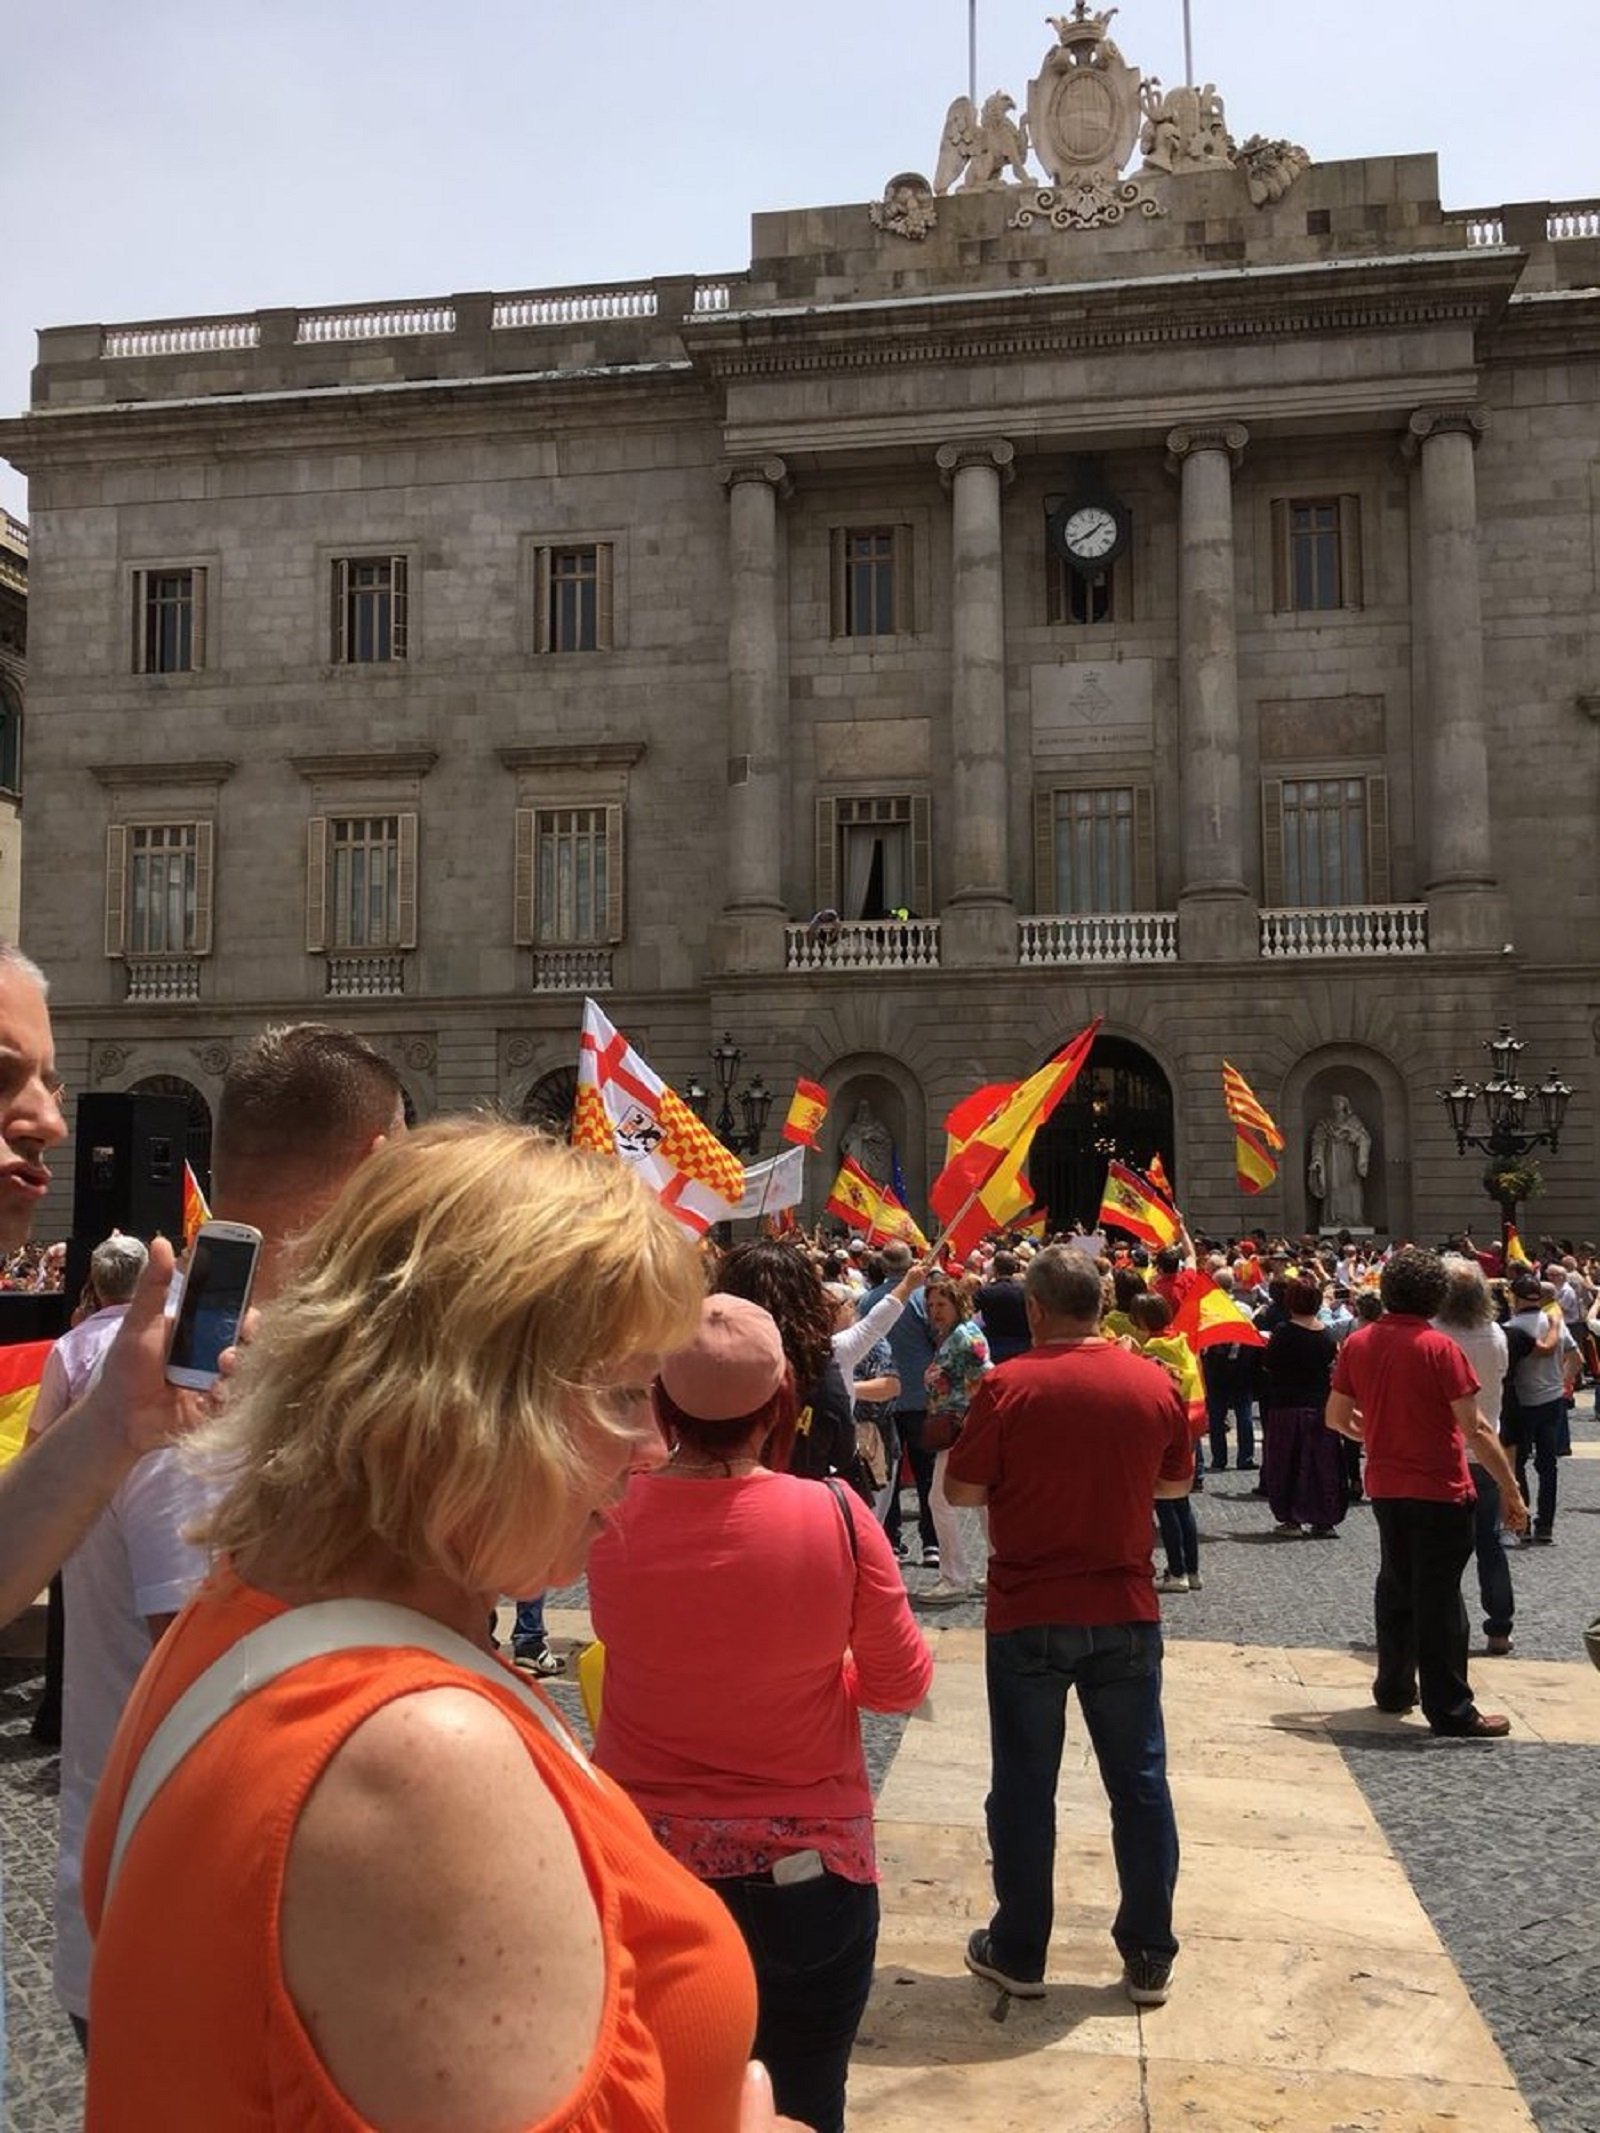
top-left (823, 1476), bottom-right (859, 1564)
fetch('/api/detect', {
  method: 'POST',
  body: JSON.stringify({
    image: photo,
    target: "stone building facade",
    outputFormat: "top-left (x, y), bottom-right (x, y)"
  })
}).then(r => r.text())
top-left (3, 23), bottom-right (1599, 1243)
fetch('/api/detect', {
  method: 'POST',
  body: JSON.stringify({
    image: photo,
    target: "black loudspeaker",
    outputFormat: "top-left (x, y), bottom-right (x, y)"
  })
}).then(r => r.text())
top-left (71, 1091), bottom-right (189, 1247)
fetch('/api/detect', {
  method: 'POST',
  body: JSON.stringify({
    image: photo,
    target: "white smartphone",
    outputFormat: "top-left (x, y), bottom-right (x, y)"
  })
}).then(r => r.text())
top-left (164, 1220), bottom-right (263, 1390)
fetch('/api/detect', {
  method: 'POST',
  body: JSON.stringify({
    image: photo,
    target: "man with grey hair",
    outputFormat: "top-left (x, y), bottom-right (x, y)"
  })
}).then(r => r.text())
top-left (28, 1235), bottom-right (150, 1444)
top-left (858, 1237), bottom-right (940, 1566)
top-left (944, 1246), bottom-right (1193, 2007)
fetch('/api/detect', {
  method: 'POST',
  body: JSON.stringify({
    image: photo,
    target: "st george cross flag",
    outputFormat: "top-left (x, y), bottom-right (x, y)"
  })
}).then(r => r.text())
top-left (781, 1079), bottom-right (829, 1151)
top-left (732, 1145), bottom-right (806, 1222)
top-left (1221, 1061), bottom-right (1284, 1196)
top-left (572, 999), bottom-right (744, 1235)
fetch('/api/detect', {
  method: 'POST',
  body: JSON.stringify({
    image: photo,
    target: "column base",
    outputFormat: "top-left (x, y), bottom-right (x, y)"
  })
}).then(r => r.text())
top-left (1177, 890), bottom-right (1257, 962)
top-left (711, 908), bottom-right (788, 977)
top-left (1425, 884), bottom-right (1510, 956)
top-left (940, 899), bottom-right (1017, 969)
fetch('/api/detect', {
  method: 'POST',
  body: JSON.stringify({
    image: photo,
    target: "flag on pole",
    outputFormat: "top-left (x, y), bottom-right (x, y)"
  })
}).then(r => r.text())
top-left (1096, 1160), bottom-right (1180, 1249)
top-left (1168, 1268), bottom-right (1268, 1356)
top-left (0, 1339), bottom-right (53, 1471)
top-left (943, 1081), bottom-right (1018, 1166)
top-left (1504, 1225), bottom-right (1530, 1267)
top-left (732, 1145), bottom-right (805, 1222)
top-left (824, 1156), bottom-right (928, 1249)
top-left (1013, 1209), bottom-right (1050, 1242)
top-left (572, 999), bottom-right (744, 1235)
top-left (1221, 1061), bottom-right (1284, 1196)
top-left (182, 1163), bottom-right (211, 1249)
top-left (930, 1020), bottom-right (1101, 1259)
top-left (1147, 1152), bottom-right (1174, 1202)
top-left (781, 1078), bottom-right (829, 1151)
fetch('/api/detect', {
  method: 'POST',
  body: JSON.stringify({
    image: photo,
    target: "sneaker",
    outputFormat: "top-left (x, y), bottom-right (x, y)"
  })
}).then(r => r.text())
top-left (964, 1929), bottom-right (1046, 1999)
top-left (916, 1579), bottom-right (968, 1606)
top-left (1154, 1572), bottom-right (1190, 1594)
top-left (1122, 1952), bottom-right (1173, 2006)
top-left (922, 1545), bottom-right (941, 1572)
top-left (1187, 1571), bottom-right (1203, 1592)
top-left (511, 1643), bottom-right (566, 1678)
top-left (892, 1535), bottom-right (911, 1562)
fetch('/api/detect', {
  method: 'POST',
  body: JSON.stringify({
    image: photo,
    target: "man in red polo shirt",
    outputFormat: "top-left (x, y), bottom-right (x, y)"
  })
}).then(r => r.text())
top-left (945, 1246), bottom-right (1193, 2008)
top-left (1326, 1246), bottom-right (1528, 1738)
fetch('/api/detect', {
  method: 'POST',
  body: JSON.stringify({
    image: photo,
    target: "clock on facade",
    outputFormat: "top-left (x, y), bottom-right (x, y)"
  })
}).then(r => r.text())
top-left (1047, 496), bottom-right (1130, 575)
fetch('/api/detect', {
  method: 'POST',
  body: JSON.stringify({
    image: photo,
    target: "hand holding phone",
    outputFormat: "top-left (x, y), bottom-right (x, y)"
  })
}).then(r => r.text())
top-left (165, 1221), bottom-right (263, 1390)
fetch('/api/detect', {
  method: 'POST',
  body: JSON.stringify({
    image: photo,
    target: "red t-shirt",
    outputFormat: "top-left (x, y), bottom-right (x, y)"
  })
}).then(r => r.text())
top-left (946, 1340), bottom-right (1192, 1631)
top-left (1330, 1314), bottom-right (1478, 1504)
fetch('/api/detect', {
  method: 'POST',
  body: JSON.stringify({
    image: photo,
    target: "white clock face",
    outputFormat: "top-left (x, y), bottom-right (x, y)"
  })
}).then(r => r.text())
top-left (1064, 504), bottom-right (1120, 560)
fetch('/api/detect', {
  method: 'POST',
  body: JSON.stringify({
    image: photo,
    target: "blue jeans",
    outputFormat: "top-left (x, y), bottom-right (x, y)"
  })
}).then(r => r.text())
top-left (1513, 1399), bottom-right (1563, 1535)
top-left (511, 1593), bottom-right (547, 1651)
top-left (707, 1869), bottom-right (878, 2133)
top-left (1156, 1496), bottom-right (1199, 1578)
top-left (1206, 1386), bottom-right (1255, 1468)
top-left (984, 1622), bottom-right (1179, 1980)
top-left (1470, 1463), bottom-right (1514, 1638)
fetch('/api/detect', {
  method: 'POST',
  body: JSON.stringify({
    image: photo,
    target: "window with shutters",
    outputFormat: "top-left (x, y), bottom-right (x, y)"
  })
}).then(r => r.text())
top-left (1032, 786), bottom-right (1156, 912)
top-left (132, 567), bottom-right (205, 673)
top-left (104, 820), bottom-right (215, 958)
top-left (1261, 774), bottom-right (1390, 906)
top-left (305, 812), bottom-right (419, 952)
top-left (532, 544), bottom-right (614, 653)
top-left (813, 794), bottom-right (932, 919)
top-left (332, 556), bottom-right (408, 663)
top-left (535, 806), bottom-right (613, 943)
top-left (1270, 496), bottom-right (1362, 613)
top-left (830, 527), bottom-right (912, 638)
top-left (1045, 549), bottom-right (1119, 627)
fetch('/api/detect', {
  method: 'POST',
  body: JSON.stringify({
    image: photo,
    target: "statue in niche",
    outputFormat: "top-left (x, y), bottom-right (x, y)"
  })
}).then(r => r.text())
top-left (1308, 1094), bottom-right (1373, 1229)
top-left (934, 92), bottom-right (1033, 194)
top-left (840, 1099), bottom-right (895, 1186)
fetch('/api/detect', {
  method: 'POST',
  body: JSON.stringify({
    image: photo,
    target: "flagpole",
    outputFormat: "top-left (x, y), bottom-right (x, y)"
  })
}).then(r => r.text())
top-left (968, 0), bottom-right (977, 105)
top-left (1182, 0), bottom-right (1193, 84)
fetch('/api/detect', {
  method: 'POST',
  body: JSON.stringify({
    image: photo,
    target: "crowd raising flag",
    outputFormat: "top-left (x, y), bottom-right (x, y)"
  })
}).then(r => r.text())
top-left (732, 1145), bottom-right (805, 1222)
top-left (1147, 1151), bottom-right (1174, 1202)
top-left (0, 1339), bottom-right (52, 1470)
top-left (781, 1077), bottom-right (830, 1150)
top-left (1096, 1160), bottom-right (1180, 1249)
top-left (571, 999), bottom-right (744, 1235)
top-left (1221, 1060), bottom-right (1284, 1196)
top-left (1169, 1268), bottom-right (1268, 1355)
top-left (181, 1161), bottom-right (211, 1249)
top-left (824, 1155), bottom-right (929, 1249)
top-left (931, 1020), bottom-right (1102, 1258)
top-left (1504, 1225), bottom-right (1530, 1268)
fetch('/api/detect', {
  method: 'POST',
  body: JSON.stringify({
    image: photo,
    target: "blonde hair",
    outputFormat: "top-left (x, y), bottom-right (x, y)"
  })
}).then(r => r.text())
top-left (191, 1119), bottom-right (702, 1594)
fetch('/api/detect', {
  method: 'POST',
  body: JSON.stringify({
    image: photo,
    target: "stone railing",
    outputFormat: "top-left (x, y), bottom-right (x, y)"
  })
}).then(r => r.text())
top-left (297, 304), bottom-right (457, 342)
top-left (1018, 913), bottom-right (1179, 965)
top-left (124, 957), bottom-right (201, 1002)
top-left (102, 319), bottom-right (262, 358)
top-left (325, 953), bottom-right (407, 997)
top-left (493, 285), bottom-right (658, 329)
top-left (1458, 201), bottom-right (1600, 248)
top-left (1260, 905), bottom-right (1428, 958)
top-left (785, 920), bottom-right (942, 971)
top-left (531, 947), bottom-right (613, 993)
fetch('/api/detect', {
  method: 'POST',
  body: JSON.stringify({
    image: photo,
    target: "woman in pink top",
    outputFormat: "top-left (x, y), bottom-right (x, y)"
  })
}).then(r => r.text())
top-left (589, 1296), bottom-right (933, 2133)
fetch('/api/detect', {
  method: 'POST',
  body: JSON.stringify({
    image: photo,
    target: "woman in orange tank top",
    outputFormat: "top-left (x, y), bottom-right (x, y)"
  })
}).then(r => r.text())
top-left (80, 1122), bottom-right (801, 2133)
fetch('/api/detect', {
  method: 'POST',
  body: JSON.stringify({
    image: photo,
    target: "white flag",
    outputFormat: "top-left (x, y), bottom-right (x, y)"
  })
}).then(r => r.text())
top-left (731, 1145), bottom-right (805, 1222)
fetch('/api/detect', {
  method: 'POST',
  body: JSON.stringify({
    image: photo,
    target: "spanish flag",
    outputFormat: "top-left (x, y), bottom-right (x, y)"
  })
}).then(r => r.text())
top-left (931, 1021), bottom-right (1101, 1259)
top-left (1097, 1161), bottom-right (1180, 1250)
top-left (182, 1162), bottom-right (211, 1249)
top-left (0, 1339), bottom-right (53, 1470)
top-left (781, 1077), bottom-right (829, 1151)
top-left (1013, 1209), bottom-right (1050, 1242)
top-left (1168, 1269), bottom-right (1267, 1356)
top-left (1221, 1062), bottom-right (1284, 1197)
top-left (1504, 1225), bottom-right (1530, 1268)
top-left (825, 1156), bottom-right (928, 1250)
top-left (1147, 1152), bottom-right (1174, 1202)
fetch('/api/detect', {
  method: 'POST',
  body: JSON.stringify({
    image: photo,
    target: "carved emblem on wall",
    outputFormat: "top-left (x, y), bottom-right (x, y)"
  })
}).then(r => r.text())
top-left (1010, 175), bottom-right (1163, 231)
top-left (1238, 134), bottom-right (1310, 206)
top-left (402, 1037), bottom-right (436, 1073)
top-left (1028, 6), bottom-right (1144, 186)
top-left (91, 1044), bottom-right (128, 1082)
top-left (1139, 79), bottom-right (1234, 175)
top-left (503, 1034), bottom-right (537, 1071)
top-left (935, 95), bottom-right (1032, 192)
top-left (871, 171), bottom-right (939, 239)
top-left (195, 1042), bottom-right (232, 1078)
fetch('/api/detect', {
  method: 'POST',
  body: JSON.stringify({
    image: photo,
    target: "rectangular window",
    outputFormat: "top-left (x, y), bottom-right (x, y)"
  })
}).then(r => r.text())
top-left (532, 544), bottom-right (615, 654)
top-left (329, 816), bottom-right (402, 948)
top-left (1053, 788), bottom-right (1134, 912)
top-left (813, 793), bottom-right (932, 918)
top-left (132, 567), bottom-right (206, 673)
top-left (830, 526), bottom-right (912, 638)
top-left (1271, 495), bottom-right (1362, 613)
top-left (128, 824), bottom-right (199, 954)
top-left (1280, 777), bottom-right (1368, 905)
top-left (333, 556), bottom-right (408, 663)
top-left (1046, 553), bottom-right (1115, 626)
top-left (537, 807), bottom-right (609, 942)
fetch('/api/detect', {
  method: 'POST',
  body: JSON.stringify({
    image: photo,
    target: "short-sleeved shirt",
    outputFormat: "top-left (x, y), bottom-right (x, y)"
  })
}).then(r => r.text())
top-left (946, 1339), bottom-right (1192, 1632)
top-left (1330, 1313), bottom-right (1478, 1504)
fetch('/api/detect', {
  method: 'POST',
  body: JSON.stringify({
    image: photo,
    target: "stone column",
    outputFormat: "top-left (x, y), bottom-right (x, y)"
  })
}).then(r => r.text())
top-left (716, 457), bottom-right (790, 974)
top-left (1166, 422), bottom-right (1255, 961)
top-left (1405, 407), bottom-right (1503, 952)
top-left (935, 438), bottom-right (1015, 967)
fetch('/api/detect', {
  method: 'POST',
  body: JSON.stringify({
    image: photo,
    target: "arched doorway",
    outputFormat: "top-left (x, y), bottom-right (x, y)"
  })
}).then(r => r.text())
top-left (130, 1074), bottom-right (213, 1195)
top-left (522, 1066), bottom-right (577, 1141)
top-left (1029, 1037), bottom-right (1175, 1234)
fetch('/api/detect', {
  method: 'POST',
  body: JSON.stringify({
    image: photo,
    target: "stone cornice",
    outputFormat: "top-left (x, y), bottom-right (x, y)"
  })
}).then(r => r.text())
top-left (90, 759), bottom-right (236, 789)
top-left (495, 742), bottom-right (646, 772)
top-left (290, 749), bottom-right (439, 781)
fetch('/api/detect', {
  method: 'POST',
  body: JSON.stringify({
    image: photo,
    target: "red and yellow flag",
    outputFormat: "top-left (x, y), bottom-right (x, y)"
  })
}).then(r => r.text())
top-left (1504, 1225), bottom-right (1530, 1268)
top-left (1147, 1152), bottom-right (1174, 1202)
top-left (1168, 1269), bottom-right (1267, 1356)
top-left (824, 1156), bottom-right (927, 1249)
top-left (0, 1339), bottom-right (53, 1470)
top-left (781, 1077), bottom-right (829, 1151)
top-left (1222, 1062), bottom-right (1284, 1196)
top-left (1012, 1209), bottom-right (1050, 1242)
top-left (1096, 1161), bottom-right (1180, 1250)
top-left (572, 999), bottom-right (744, 1235)
top-left (931, 1021), bottom-right (1101, 1259)
top-left (182, 1162), bottom-right (211, 1249)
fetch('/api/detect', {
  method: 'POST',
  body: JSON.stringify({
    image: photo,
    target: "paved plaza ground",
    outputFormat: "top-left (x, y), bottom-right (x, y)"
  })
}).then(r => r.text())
top-left (3, 1407), bottom-right (1597, 2131)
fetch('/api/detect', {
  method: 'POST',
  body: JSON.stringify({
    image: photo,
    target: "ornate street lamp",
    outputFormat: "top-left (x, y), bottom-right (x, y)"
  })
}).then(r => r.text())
top-left (1436, 1024), bottom-right (1576, 1264)
top-left (688, 1035), bottom-right (770, 1161)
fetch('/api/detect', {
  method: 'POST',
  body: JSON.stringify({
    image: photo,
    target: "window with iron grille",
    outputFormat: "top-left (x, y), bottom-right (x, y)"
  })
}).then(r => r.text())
top-left (129, 824), bottom-right (200, 954)
top-left (829, 527), bottom-right (912, 638)
top-left (133, 568), bottom-right (204, 673)
top-left (332, 556), bottom-right (408, 663)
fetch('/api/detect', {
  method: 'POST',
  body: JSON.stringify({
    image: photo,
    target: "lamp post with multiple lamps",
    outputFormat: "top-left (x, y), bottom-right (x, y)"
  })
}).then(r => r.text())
top-left (1436, 1025), bottom-right (1574, 1265)
top-left (686, 1033), bottom-right (774, 1161)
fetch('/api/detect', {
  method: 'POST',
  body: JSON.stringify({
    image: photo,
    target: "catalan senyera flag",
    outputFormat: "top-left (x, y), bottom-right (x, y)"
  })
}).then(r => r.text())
top-left (1147, 1152), bottom-right (1174, 1202)
top-left (0, 1339), bottom-right (53, 1470)
top-left (1222, 1061), bottom-right (1285, 1197)
top-left (781, 1078), bottom-right (829, 1151)
top-left (572, 999), bottom-right (744, 1236)
top-left (931, 1020), bottom-right (1102, 1259)
top-left (181, 1163), bottom-right (211, 1249)
top-left (1168, 1268), bottom-right (1268, 1356)
top-left (1096, 1160), bottom-right (1180, 1250)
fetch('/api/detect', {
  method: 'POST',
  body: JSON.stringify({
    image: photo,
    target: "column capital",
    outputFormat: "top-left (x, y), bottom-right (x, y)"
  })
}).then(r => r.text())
top-left (1403, 405), bottom-right (1489, 459)
top-left (1164, 422), bottom-right (1249, 475)
top-left (935, 437), bottom-right (1016, 490)
top-left (721, 456), bottom-right (792, 499)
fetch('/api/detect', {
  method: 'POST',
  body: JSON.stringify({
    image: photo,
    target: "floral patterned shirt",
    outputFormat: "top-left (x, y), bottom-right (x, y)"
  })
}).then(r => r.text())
top-left (924, 1319), bottom-right (992, 1419)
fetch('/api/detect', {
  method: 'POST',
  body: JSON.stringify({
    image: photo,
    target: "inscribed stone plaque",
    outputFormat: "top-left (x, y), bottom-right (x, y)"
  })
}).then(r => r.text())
top-left (1259, 695), bottom-right (1385, 761)
top-left (1031, 662), bottom-right (1154, 756)
top-left (814, 717), bottom-right (930, 781)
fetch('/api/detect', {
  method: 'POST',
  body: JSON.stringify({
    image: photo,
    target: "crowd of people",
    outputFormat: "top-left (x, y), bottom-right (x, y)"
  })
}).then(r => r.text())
top-left (0, 928), bottom-right (1589, 2129)
top-left (1, 1237), bottom-right (64, 1290)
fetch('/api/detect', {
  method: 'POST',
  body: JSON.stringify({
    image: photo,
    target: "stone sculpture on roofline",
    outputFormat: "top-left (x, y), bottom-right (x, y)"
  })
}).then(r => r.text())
top-left (880, 3), bottom-right (1309, 238)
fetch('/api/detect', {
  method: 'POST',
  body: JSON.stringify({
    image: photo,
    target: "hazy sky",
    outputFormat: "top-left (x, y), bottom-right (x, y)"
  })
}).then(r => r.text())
top-left (6, 0), bottom-right (1599, 518)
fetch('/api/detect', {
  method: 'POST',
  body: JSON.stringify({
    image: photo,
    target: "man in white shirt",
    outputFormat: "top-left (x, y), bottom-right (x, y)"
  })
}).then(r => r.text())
top-left (1505, 1275), bottom-right (1576, 1544)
